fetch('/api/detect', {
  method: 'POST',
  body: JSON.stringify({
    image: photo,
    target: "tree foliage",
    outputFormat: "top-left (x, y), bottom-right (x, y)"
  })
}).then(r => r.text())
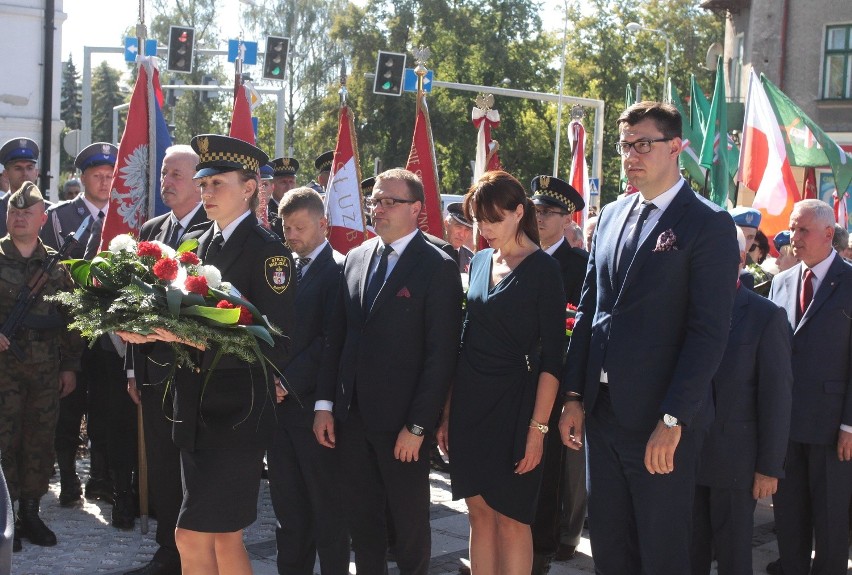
top-left (91, 62), bottom-right (126, 144)
top-left (60, 54), bottom-right (82, 174)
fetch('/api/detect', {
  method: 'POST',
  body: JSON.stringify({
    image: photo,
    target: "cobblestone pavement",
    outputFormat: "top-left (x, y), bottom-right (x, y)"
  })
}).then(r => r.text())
top-left (9, 458), bottom-right (850, 574)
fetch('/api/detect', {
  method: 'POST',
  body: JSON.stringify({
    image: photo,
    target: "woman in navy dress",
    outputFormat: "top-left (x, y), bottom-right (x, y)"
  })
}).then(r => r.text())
top-left (437, 171), bottom-right (564, 574)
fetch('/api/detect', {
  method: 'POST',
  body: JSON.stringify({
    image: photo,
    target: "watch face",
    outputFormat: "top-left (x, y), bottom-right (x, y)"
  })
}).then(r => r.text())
top-left (663, 414), bottom-right (678, 427)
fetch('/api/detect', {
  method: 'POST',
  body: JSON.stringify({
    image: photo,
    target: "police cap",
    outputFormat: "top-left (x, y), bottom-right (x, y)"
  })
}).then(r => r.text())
top-left (75, 142), bottom-right (118, 172)
top-left (190, 134), bottom-right (269, 179)
top-left (0, 138), bottom-right (39, 166)
top-left (729, 206), bottom-right (762, 229)
top-left (530, 175), bottom-right (584, 214)
top-left (271, 157), bottom-right (299, 177)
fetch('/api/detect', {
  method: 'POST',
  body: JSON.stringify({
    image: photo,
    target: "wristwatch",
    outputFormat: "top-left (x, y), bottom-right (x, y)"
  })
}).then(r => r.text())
top-left (529, 418), bottom-right (549, 434)
top-left (407, 424), bottom-right (425, 436)
top-left (662, 414), bottom-right (680, 428)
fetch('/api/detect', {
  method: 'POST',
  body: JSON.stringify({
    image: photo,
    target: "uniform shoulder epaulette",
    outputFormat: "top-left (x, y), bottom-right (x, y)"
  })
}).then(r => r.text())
top-left (252, 223), bottom-right (281, 243)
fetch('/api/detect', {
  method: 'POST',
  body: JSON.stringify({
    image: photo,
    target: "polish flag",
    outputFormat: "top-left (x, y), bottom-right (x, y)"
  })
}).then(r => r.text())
top-left (568, 120), bottom-right (590, 225)
top-left (406, 92), bottom-right (443, 237)
top-left (738, 70), bottom-right (800, 250)
top-left (229, 82), bottom-right (255, 145)
top-left (325, 105), bottom-right (369, 254)
top-left (834, 190), bottom-right (849, 227)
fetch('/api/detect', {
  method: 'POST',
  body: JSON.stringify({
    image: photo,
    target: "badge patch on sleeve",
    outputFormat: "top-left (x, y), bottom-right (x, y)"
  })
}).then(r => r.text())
top-left (265, 256), bottom-right (292, 293)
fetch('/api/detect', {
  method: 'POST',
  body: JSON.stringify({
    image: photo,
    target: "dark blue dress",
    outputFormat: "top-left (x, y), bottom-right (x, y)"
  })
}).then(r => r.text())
top-left (449, 248), bottom-right (565, 523)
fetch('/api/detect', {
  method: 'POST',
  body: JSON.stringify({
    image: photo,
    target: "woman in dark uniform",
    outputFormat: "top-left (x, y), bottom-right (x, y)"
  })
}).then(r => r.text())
top-left (121, 135), bottom-right (294, 574)
top-left (437, 171), bottom-right (564, 574)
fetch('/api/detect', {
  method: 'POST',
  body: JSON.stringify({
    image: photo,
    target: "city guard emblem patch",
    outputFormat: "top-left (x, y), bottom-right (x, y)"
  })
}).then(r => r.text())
top-left (265, 256), bottom-right (291, 294)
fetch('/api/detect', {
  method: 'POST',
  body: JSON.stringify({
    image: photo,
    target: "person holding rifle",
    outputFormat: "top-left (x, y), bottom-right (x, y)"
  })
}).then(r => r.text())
top-left (0, 182), bottom-right (83, 551)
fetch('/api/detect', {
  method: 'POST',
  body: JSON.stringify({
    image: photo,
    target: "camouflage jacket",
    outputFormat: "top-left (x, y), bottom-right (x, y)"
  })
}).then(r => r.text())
top-left (0, 236), bottom-right (83, 371)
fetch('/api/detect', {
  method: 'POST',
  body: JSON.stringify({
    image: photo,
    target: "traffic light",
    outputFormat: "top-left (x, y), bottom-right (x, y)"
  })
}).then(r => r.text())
top-left (167, 26), bottom-right (195, 73)
top-left (373, 51), bottom-right (406, 96)
top-left (263, 36), bottom-right (289, 81)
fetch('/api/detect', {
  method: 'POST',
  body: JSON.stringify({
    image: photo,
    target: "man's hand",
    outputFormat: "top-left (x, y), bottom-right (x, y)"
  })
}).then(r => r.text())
top-left (127, 377), bottom-right (141, 405)
top-left (0, 334), bottom-right (10, 352)
top-left (58, 371), bottom-right (76, 398)
top-left (313, 410), bottom-right (336, 448)
top-left (515, 428), bottom-right (545, 474)
top-left (838, 429), bottom-right (852, 462)
top-left (644, 420), bottom-right (682, 474)
top-left (752, 472), bottom-right (778, 500)
top-left (436, 417), bottom-right (449, 456)
top-left (115, 330), bottom-right (154, 345)
top-left (274, 378), bottom-right (288, 403)
top-left (559, 400), bottom-right (585, 451)
top-left (394, 427), bottom-right (424, 462)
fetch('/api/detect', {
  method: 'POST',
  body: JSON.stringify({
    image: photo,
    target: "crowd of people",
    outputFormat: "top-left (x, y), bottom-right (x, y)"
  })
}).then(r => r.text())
top-left (0, 98), bottom-right (850, 575)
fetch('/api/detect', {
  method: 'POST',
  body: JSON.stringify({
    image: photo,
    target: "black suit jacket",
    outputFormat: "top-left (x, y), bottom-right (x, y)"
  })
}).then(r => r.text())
top-left (138, 206), bottom-right (209, 247)
top-left (279, 242), bottom-right (344, 428)
top-left (769, 254), bottom-right (852, 445)
top-left (550, 239), bottom-right (589, 306)
top-left (172, 215), bottom-right (296, 451)
top-left (317, 232), bottom-right (463, 433)
top-left (697, 286), bottom-right (793, 488)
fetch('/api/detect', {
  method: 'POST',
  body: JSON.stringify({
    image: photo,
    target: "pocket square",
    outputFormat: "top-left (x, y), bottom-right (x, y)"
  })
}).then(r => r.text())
top-left (396, 287), bottom-right (411, 298)
top-left (652, 229), bottom-right (679, 252)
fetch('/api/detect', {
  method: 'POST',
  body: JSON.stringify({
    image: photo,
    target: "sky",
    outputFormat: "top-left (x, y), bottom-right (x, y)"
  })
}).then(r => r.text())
top-left (61, 0), bottom-right (565, 72)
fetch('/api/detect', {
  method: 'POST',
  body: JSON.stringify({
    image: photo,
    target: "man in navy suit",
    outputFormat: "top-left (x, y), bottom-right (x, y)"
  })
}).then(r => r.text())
top-left (124, 145), bottom-right (207, 575)
top-left (691, 226), bottom-right (793, 575)
top-left (269, 187), bottom-right (349, 575)
top-left (767, 199), bottom-right (852, 575)
top-left (558, 101), bottom-right (739, 574)
top-left (314, 168), bottom-right (463, 575)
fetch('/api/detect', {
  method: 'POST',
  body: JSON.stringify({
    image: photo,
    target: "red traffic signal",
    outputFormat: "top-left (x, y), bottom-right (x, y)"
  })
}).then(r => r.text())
top-left (167, 25), bottom-right (195, 73)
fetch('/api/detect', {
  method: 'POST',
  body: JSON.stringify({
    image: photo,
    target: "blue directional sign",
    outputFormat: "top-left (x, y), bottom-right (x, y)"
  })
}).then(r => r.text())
top-left (403, 68), bottom-right (433, 93)
top-left (228, 40), bottom-right (258, 65)
top-left (124, 38), bottom-right (159, 62)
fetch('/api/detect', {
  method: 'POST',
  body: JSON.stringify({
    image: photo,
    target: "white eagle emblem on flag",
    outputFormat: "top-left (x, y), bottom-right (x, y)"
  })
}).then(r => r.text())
top-left (114, 144), bottom-right (149, 230)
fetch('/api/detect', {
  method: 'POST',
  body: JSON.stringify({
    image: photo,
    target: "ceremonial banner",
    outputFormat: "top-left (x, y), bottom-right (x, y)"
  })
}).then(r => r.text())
top-left (620, 84), bottom-right (636, 194)
top-left (690, 74), bottom-right (711, 133)
top-left (229, 82), bottom-right (255, 145)
top-left (762, 75), bottom-right (852, 195)
top-left (406, 92), bottom-right (443, 237)
top-left (568, 120), bottom-right (589, 224)
top-left (99, 57), bottom-right (171, 251)
top-left (667, 80), bottom-right (707, 185)
top-left (326, 105), bottom-right (369, 254)
top-left (472, 102), bottom-right (501, 180)
top-left (738, 70), bottom-right (800, 247)
top-left (834, 190), bottom-right (849, 227)
top-left (698, 57), bottom-right (730, 207)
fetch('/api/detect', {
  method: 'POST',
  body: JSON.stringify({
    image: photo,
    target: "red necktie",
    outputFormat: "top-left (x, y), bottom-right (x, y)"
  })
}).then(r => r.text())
top-left (799, 268), bottom-right (814, 318)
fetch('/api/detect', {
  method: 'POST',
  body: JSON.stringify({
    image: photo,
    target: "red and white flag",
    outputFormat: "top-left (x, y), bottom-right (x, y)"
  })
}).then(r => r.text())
top-left (834, 190), bottom-right (849, 227)
top-left (406, 92), bottom-right (443, 237)
top-left (229, 82), bottom-right (255, 145)
top-left (568, 120), bottom-right (590, 225)
top-left (472, 106), bottom-right (501, 180)
top-left (738, 70), bottom-right (800, 250)
top-left (325, 105), bottom-right (369, 254)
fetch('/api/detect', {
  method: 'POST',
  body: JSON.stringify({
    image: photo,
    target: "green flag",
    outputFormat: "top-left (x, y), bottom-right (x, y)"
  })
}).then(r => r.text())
top-left (761, 74), bottom-right (852, 194)
top-left (667, 80), bottom-right (707, 185)
top-left (698, 57), bottom-right (730, 207)
top-left (621, 84), bottom-right (636, 193)
top-left (690, 75), bottom-right (710, 133)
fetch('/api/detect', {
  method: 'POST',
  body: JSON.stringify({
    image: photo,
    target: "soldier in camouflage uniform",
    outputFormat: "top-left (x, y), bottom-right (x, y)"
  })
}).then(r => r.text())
top-left (0, 183), bottom-right (82, 551)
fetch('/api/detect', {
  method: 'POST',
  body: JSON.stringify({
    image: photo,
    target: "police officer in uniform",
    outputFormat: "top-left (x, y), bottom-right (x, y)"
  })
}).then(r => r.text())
top-left (729, 207), bottom-right (771, 295)
top-left (311, 151), bottom-right (333, 192)
top-left (268, 157), bottom-right (299, 238)
top-left (41, 143), bottom-right (132, 524)
top-left (0, 183), bottom-right (83, 550)
top-left (444, 202), bottom-right (474, 273)
top-left (0, 138), bottom-right (42, 237)
top-left (529, 175), bottom-right (588, 572)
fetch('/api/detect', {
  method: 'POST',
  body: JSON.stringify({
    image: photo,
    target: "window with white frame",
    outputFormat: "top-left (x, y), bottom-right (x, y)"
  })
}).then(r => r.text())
top-left (823, 24), bottom-right (852, 99)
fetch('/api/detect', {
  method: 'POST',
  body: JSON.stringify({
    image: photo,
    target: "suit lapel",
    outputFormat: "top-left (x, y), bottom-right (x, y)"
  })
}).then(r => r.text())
top-left (619, 183), bottom-right (693, 296)
top-left (729, 286), bottom-right (749, 333)
top-left (776, 265), bottom-right (800, 329)
top-left (359, 239), bottom-right (378, 309)
top-left (604, 196), bottom-right (638, 292)
top-left (797, 254), bottom-right (844, 332)
top-left (297, 243), bottom-right (331, 297)
top-left (366, 233), bottom-right (424, 320)
top-left (206, 217), bottom-right (253, 276)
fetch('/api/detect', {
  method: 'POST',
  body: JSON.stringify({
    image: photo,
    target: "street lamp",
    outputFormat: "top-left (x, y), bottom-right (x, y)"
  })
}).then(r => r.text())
top-left (626, 21), bottom-right (670, 101)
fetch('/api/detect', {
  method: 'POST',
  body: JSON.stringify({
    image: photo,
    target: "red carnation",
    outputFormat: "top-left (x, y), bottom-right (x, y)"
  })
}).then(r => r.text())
top-left (216, 300), bottom-right (235, 309)
top-left (152, 258), bottom-right (179, 281)
top-left (184, 275), bottom-right (209, 295)
top-left (137, 241), bottom-right (162, 259)
top-left (566, 317), bottom-right (576, 331)
top-left (215, 300), bottom-right (253, 325)
top-left (566, 303), bottom-right (578, 312)
top-left (179, 251), bottom-right (201, 265)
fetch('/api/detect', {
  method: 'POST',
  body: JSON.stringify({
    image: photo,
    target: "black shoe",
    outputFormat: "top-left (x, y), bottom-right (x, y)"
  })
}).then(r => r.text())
top-left (17, 498), bottom-right (57, 547)
top-left (85, 478), bottom-right (114, 504)
top-left (57, 449), bottom-right (83, 507)
top-left (111, 469), bottom-right (137, 530)
top-left (123, 559), bottom-right (181, 575)
top-left (13, 518), bottom-right (21, 552)
top-left (555, 543), bottom-right (577, 561)
top-left (766, 559), bottom-right (784, 575)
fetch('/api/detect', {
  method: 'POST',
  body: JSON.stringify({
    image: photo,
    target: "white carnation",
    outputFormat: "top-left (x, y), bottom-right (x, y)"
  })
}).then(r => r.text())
top-left (108, 234), bottom-right (137, 253)
top-left (200, 265), bottom-right (222, 289)
top-left (151, 241), bottom-right (176, 260)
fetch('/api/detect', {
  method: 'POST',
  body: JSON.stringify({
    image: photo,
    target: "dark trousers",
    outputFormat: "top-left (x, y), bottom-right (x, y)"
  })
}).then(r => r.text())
top-left (691, 485), bottom-right (756, 575)
top-left (559, 438), bottom-right (587, 547)
top-left (337, 410), bottom-right (431, 575)
top-left (586, 386), bottom-right (703, 575)
top-left (91, 344), bottom-right (136, 470)
top-left (140, 382), bottom-right (181, 567)
top-left (268, 424), bottom-right (349, 575)
top-left (773, 440), bottom-right (852, 575)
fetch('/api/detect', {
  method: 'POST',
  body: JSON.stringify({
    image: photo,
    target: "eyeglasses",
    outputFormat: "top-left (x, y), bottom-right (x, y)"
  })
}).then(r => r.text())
top-left (614, 138), bottom-right (672, 156)
top-left (535, 208), bottom-right (568, 218)
top-left (365, 197), bottom-right (418, 209)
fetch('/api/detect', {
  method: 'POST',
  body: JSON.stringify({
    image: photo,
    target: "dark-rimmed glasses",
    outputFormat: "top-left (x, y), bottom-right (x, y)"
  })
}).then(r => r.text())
top-left (614, 138), bottom-right (672, 156)
top-left (365, 197), bottom-right (418, 209)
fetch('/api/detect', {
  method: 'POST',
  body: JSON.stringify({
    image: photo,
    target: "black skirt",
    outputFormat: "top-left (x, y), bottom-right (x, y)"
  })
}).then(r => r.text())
top-left (177, 447), bottom-right (265, 532)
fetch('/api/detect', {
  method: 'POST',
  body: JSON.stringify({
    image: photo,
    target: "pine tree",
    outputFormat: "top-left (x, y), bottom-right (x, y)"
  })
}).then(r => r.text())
top-left (61, 55), bottom-right (81, 130)
top-left (91, 62), bottom-right (126, 144)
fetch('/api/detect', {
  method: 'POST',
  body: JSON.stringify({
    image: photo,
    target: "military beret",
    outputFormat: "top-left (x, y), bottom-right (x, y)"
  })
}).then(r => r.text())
top-left (259, 163), bottom-right (275, 180)
top-left (314, 150), bottom-right (333, 173)
top-left (729, 206), bottom-right (762, 228)
top-left (75, 142), bottom-right (117, 172)
top-left (271, 157), bottom-right (299, 177)
top-left (446, 202), bottom-right (472, 228)
top-left (0, 137), bottom-right (39, 166)
top-left (360, 177), bottom-right (375, 196)
top-left (773, 230), bottom-right (791, 251)
top-left (530, 175), bottom-right (584, 214)
top-left (8, 181), bottom-right (44, 209)
top-left (190, 134), bottom-right (269, 179)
